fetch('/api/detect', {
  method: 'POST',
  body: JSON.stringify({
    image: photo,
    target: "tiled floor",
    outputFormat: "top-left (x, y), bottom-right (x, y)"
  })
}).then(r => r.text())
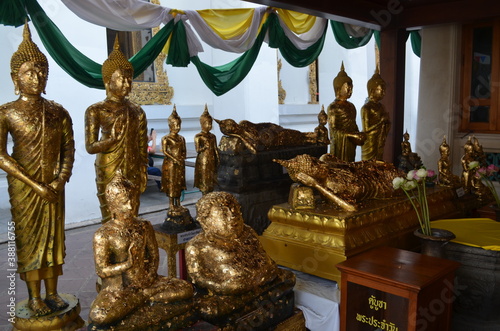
top-left (0, 184), bottom-right (201, 330)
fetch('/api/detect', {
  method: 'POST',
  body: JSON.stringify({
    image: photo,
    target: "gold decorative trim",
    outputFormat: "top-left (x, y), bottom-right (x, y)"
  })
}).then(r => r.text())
top-left (129, 0), bottom-right (174, 105)
top-left (277, 56), bottom-right (286, 104)
top-left (308, 60), bottom-right (318, 104)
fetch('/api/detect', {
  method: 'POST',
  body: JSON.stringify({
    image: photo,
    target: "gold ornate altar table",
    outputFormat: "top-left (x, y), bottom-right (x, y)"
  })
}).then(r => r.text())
top-left (260, 186), bottom-right (472, 283)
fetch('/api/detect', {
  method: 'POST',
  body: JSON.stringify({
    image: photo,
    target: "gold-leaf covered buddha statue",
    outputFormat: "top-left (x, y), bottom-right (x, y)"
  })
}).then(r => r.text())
top-left (361, 66), bottom-right (391, 161)
top-left (85, 37), bottom-right (148, 223)
top-left (186, 191), bottom-right (296, 328)
top-left (0, 23), bottom-right (75, 317)
top-left (327, 62), bottom-right (366, 162)
top-left (89, 172), bottom-right (195, 330)
top-left (438, 136), bottom-right (460, 187)
top-left (275, 154), bottom-right (403, 212)
top-left (314, 105), bottom-right (330, 146)
top-left (194, 105), bottom-right (219, 195)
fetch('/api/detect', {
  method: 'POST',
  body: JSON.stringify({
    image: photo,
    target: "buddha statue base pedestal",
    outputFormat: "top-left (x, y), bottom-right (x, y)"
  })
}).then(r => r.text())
top-left (260, 186), bottom-right (477, 284)
top-left (162, 207), bottom-right (196, 232)
top-left (12, 294), bottom-right (84, 331)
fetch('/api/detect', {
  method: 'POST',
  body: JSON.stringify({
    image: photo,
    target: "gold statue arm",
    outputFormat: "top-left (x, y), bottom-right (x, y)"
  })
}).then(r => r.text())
top-left (50, 113), bottom-right (75, 192)
top-left (93, 232), bottom-right (134, 279)
top-left (231, 133), bottom-right (257, 154)
top-left (296, 172), bottom-right (357, 212)
top-left (0, 120), bottom-right (58, 203)
top-left (138, 111), bottom-right (148, 192)
top-left (84, 107), bottom-right (124, 155)
top-left (161, 136), bottom-right (185, 166)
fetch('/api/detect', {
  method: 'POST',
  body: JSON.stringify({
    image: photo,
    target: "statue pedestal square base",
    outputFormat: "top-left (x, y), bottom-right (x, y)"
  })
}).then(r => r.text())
top-left (12, 293), bottom-right (84, 331)
top-left (260, 187), bottom-right (472, 284)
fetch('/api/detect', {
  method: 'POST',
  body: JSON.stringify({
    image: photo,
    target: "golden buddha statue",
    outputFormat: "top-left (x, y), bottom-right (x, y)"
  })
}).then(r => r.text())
top-left (461, 136), bottom-right (475, 193)
top-left (327, 62), bottom-right (366, 162)
top-left (216, 118), bottom-right (316, 154)
top-left (472, 136), bottom-right (487, 167)
top-left (194, 105), bottom-right (219, 195)
top-left (396, 131), bottom-right (423, 172)
top-left (361, 67), bottom-right (391, 161)
top-left (0, 23), bottom-right (75, 316)
top-left (438, 136), bottom-right (460, 187)
top-left (186, 191), bottom-right (296, 326)
top-left (275, 154), bottom-right (403, 212)
top-left (85, 37), bottom-right (148, 223)
top-left (314, 105), bottom-right (330, 146)
top-left (161, 105), bottom-right (194, 230)
top-left (89, 172), bottom-right (195, 329)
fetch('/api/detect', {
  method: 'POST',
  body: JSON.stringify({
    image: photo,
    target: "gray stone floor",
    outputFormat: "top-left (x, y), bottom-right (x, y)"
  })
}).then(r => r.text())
top-left (0, 182), bottom-right (201, 330)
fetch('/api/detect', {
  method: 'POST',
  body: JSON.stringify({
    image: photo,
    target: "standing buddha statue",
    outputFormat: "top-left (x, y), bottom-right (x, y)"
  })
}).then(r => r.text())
top-left (327, 62), bottom-right (366, 162)
top-left (85, 36), bottom-right (148, 223)
top-left (194, 104), bottom-right (219, 195)
top-left (361, 66), bottom-right (391, 161)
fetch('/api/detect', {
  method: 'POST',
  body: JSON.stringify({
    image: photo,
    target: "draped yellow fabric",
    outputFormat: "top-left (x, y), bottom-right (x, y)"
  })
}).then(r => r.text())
top-left (197, 8), bottom-right (256, 40)
top-left (431, 218), bottom-right (500, 251)
top-left (276, 8), bottom-right (316, 34)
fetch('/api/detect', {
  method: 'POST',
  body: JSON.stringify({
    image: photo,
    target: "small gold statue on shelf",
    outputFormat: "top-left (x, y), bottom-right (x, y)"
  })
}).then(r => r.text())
top-left (396, 131), bottom-right (423, 172)
top-left (161, 105), bottom-right (194, 230)
top-left (461, 136), bottom-right (475, 193)
top-left (194, 105), bottom-right (219, 195)
top-left (186, 192), bottom-right (296, 327)
top-left (438, 136), bottom-right (460, 187)
top-left (314, 105), bottom-right (330, 146)
top-left (0, 23), bottom-right (76, 318)
top-left (275, 154), bottom-right (403, 212)
top-left (472, 136), bottom-right (488, 167)
top-left (89, 172), bottom-right (195, 330)
top-left (361, 66), bottom-right (391, 161)
top-left (216, 119), bottom-right (316, 154)
top-left (85, 36), bottom-right (148, 223)
top-left (327, 62), bottom-right (366, 162)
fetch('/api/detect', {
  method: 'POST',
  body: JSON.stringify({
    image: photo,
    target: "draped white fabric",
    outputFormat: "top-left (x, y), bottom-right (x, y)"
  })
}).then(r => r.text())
top-left (184, 7), bottom-right (267, 54)
top-left (62, 0), bottom-right (328, 57)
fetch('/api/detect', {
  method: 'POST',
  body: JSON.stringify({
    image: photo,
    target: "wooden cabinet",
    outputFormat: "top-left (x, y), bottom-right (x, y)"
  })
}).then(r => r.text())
top-left (336, 246), bottom-right (460, 331)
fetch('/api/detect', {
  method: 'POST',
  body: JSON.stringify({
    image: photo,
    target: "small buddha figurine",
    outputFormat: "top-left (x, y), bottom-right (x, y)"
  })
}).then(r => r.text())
top-left (361, 66), bottom-right (391, 161)
top-left (396, 131), bottom-right (423, 172)
top-left (461, 136), bottom-right (475, 193)
top-left (438, 136), bottom-right (460, 187)
top-left (194, 105), bottom-right (219, 195)
top-left (472, 136), bottom-right (487, 167)
top-left (327, 62), bottom-right (366, 161)
top-left (161, 105), bottom-right (194, 230)
top-left (85, 36), bottom-right (148, 223)
top-left (89, 172), bottom-right (195, 329)
top-left (314, 105), bottom-right (330, 146)
top-left (0, 23), bottom-right (75, 317)
top-left (186, 192), bottom-right (296, 326)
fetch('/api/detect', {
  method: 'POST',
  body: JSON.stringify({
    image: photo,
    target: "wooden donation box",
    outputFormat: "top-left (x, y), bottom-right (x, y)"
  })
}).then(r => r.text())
top-left (336, 246), bottom-right (460, 331)
top-left (260, 186), bottom-right (463, 283)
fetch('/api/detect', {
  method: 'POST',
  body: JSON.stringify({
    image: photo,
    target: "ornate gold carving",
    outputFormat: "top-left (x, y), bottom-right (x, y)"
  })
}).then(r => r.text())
top-left (308, 60), bottom-right (318, 104)
top-left (278, 57), bottom-right (286, 104)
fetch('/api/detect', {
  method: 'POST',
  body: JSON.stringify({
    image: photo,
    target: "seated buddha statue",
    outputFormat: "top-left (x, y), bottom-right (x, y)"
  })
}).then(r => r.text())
top-left (89, 172), bottom-right (195, 330)
top-left (396, 131), bottom-right (423, 172)
top-left (185, 191), bottom-right (296, 328)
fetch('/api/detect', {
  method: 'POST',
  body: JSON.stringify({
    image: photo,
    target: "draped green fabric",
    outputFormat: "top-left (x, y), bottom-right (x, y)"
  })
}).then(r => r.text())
top-left (166, 20), bottom-right (191, 67)
top-left (0, 0), bottom-right (28, 27)
top-left (268, 14), bottom-right (327, 67)
top-left (410, 30), bottom-right (421, 57)
top-left (330, 21), bottom-right (373, 49)
top-left (190, 17), bottom-right (268, 96)
top-left (24, 0), bottom-right (174, 89)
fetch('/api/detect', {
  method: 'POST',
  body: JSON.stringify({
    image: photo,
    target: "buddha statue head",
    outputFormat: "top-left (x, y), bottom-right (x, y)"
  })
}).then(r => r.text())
top-left (200, 104), bottom-right (213, 131)
top-left (168, 105), bottom-right (181, 133)
top-left (105, 170), bottom-right (138, 219)
top-left (439, 136), bottom-right (450, 157)
top-left (367, 66), bottom-right (386, 101)
top-left (196, 191), bottom-right (244, 240)
top-left (102, 36), bottom-right (133, 99)
top-left (11, 23), bottom-right (49, 95)
top-left (333, 62), bottom-right (353, 99)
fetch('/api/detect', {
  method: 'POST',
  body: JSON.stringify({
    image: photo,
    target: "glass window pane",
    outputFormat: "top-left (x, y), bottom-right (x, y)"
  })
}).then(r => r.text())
top-left (470, 26), bottom-right (492, 98)
top-left (469, 105), bottom-right (490, 122)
